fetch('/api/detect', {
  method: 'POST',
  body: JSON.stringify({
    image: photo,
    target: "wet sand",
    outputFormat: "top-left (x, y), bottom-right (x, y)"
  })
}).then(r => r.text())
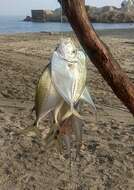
top-left (0, 29), bottom-right (134, 190)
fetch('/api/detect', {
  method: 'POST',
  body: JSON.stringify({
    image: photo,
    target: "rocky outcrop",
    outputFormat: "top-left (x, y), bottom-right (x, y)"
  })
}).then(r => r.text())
top-left (24, 1), bottom-right (134, 23)
top-left (121, 0), bottom-right (134, 12)
top-left (86, 5), bottom-right (134, 23)
top-left (23, 16), bottom-right (32, 22)
top-left (45, 8), bottom-right (68, 22)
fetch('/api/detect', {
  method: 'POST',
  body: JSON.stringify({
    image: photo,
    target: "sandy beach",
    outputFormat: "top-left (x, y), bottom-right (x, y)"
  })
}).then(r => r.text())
top-left (0, 29), bottom-right (134, 190)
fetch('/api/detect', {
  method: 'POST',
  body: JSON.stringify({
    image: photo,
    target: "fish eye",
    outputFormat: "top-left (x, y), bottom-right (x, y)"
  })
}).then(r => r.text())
top-left (72, 50), bottom-right (76, 54)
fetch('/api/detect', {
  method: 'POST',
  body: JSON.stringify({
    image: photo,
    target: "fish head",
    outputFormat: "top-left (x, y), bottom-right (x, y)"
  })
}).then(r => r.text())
top-left (57, 38), bottom-right (77, 60)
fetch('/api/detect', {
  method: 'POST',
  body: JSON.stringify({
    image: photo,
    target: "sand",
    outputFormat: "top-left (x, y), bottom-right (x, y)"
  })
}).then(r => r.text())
top-left (0, 29), bottom-right (134, 190)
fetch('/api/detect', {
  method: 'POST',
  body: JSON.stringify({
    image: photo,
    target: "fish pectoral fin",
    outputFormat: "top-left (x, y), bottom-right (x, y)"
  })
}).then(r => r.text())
top-left (80, 87), bottom-right (96, 113)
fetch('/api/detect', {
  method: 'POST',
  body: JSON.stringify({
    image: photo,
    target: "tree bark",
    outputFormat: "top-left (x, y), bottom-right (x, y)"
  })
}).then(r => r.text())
top-left (58, 0), bottom-right (134, 116)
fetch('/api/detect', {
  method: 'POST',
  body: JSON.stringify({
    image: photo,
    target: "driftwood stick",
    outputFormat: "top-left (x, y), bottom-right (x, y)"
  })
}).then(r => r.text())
top-left (58, 0), bottom-right (134, 116)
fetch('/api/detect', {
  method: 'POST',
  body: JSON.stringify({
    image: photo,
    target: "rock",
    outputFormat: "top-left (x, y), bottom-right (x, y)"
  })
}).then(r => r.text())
top-left (86, 2), bottom-right (134, 23)
top-left (121, 0), bottom-right (134, 12)
top-left (46, 8), bottom-right (68, 22)
top-left (23, 16), bottom-right (32, 22)
top-left (93, 9), bottom-right (134, 23)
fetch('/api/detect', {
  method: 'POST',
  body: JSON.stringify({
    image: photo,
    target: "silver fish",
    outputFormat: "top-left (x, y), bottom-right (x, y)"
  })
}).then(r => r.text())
top-left (23, 39), bottom-right (96, 139)
top-left (51, 38), bottom-right (87, 121)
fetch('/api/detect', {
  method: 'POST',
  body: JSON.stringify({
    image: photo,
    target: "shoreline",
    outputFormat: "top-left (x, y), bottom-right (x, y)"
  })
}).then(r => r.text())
top-left (0, 28), bottom-right (134, 39)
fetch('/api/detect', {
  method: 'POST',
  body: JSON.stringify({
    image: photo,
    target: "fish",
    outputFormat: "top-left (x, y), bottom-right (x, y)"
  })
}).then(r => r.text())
top-left (35, 64), bottom-right (62, 126)
top-left (22, 38), bottom-right (96, 142)
top-left (51, 38), bottom-right (87, 121)
top-left (22, 64), bottom-right (62, 136)
top-left (44, 101), bottom-right (84, 156)
top-left (61, 103), bottom-right (84, 156)
top-left (34, 39), bottom-right (96, 126)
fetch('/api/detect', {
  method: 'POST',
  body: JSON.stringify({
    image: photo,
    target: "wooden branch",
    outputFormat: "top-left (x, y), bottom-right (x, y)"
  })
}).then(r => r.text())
top-left (58, 0), bottom-right (134, 116)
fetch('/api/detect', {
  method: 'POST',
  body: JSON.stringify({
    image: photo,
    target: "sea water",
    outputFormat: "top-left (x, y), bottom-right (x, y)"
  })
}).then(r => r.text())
top-left (0, 15), bottom-right (134, 34)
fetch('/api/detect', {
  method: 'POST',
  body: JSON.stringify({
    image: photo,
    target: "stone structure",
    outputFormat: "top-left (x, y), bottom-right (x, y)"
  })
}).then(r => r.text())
top-left (31, 10), bottom-right (53, 22)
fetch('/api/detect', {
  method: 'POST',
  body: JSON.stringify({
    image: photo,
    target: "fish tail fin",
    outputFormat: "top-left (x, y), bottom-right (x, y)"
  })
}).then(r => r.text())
top-left (45, 119), bottom-right (73, 156)
top-left (61, 104), bottom-right (85, 121)
top-left (44, 124), bottom-right (64, 153)
top-left (33, 119), bottom-right (39, 128)
top-left (62, 135), bottom-right (71, 157)
top-left (72, 117), bottom-right (83, 156)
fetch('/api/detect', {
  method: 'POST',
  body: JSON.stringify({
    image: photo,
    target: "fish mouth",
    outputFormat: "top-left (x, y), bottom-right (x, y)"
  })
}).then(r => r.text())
top-left (57, 48), bottom-right (78, 63)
